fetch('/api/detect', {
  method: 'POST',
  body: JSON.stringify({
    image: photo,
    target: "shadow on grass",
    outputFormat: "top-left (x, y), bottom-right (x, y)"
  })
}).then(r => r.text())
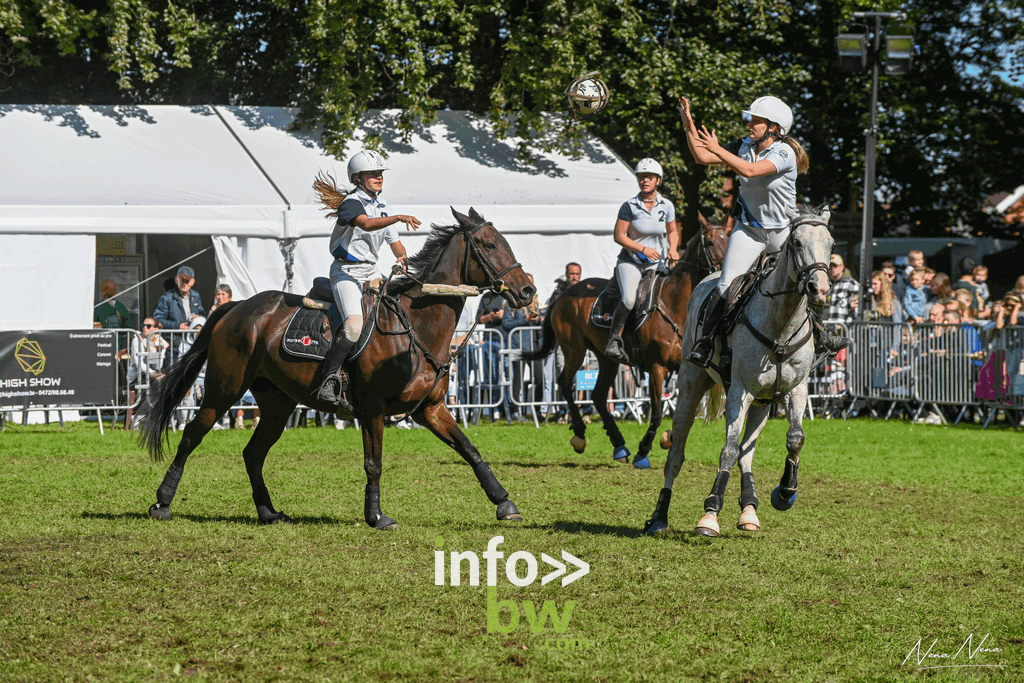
top-left (546, 520), bottom-right (647, 538)
top-left (499, 461), bottom-right (620, 470)
top-left (81, 511), bottom-right (353, 526)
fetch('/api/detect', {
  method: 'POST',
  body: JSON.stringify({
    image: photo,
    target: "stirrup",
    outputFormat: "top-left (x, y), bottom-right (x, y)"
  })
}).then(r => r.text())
top-left (687, 338), bottom-right (714, 367)
top-left (605, 337), bottom-right (627, 362)
top-left (317, 372), bottom-right (353, 410)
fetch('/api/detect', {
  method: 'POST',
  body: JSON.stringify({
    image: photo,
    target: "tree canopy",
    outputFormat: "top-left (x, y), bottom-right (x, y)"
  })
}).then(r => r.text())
top-left (2, 0), bottom-right (1022, 238)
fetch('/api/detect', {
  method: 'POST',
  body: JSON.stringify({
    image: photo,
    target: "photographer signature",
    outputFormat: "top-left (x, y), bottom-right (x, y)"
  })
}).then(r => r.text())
top-left (902, 633), bottom-right (1006, 670)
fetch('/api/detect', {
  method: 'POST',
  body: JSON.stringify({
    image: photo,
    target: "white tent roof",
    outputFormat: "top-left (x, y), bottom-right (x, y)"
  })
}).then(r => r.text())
top-left (0, 105), bottom-right (286, 237)
top-left (0, 105), bottom-right (635, 238)
top-left (1, 105), bottom-right (637, 329)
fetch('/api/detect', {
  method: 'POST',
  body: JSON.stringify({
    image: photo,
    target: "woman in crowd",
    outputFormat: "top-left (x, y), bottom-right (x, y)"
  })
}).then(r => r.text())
top-left (210, 283), bottom-right (233, 313)
top-left (927, 272), bottom-right (955, 304)
top-left (867, 270), bottom-right (905, 323)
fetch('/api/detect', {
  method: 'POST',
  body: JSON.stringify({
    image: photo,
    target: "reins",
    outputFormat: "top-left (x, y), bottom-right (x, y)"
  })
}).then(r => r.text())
top-left (738, 218), bottom-right (830, 399)
top-left (373, 222), bottom-right (521, 417)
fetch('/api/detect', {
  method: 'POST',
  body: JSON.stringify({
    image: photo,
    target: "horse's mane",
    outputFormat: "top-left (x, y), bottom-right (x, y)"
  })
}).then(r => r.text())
top-left (387, 222), bottom-right (465, 294)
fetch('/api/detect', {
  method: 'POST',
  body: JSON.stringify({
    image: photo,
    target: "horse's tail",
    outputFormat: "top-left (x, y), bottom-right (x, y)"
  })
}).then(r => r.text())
top-left (521, 307), bottom-right (558, 362)
top-left (700, 384), bottom-right (726, 424)
top-left (138, 301), bottom-right (240, 460)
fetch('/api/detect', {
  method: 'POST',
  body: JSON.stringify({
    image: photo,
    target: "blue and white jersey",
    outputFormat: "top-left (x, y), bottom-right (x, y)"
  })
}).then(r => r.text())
top-left (733, 137), bottom-right (797, 231)
top-left (328, 187), bottom-right (400, 263)
top-left (616, 192), bottom-right (676, 265)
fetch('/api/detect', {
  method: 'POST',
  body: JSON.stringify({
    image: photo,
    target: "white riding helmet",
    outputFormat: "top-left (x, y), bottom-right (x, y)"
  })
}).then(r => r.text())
top-left (347, 150), bottom-right (388, 184)
top-left (634, 158), bottom-right (663, 177)
top-left (742, 96), bottom-right (794, 136)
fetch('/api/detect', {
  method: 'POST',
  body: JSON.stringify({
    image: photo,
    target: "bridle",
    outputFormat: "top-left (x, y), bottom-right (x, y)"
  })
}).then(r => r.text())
top-left (676, 223), bottom-right (726, 275)
top-left (376, 220), bottom-right (524, 418)
top-left (461, 222), bottom-right (523, 296)
top-left (757, 218), bottom-right (831, 300)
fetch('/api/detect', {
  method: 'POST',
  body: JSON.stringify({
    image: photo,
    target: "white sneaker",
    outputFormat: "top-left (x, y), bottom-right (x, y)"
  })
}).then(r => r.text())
top-left (252, 417), bottom-right (260, 429)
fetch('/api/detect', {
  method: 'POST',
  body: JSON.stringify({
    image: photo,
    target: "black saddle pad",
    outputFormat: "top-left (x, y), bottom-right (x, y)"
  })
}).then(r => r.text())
top-left (589, 268), bottom-right (664, 329)
top-left (283, 306), bottom-right (333, 360)
top-left (281, 277), bottom-right (380, 361)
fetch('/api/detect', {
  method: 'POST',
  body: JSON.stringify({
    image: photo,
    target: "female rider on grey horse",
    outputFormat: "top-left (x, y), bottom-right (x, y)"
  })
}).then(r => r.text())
top-left (677, 95), bottom-right (850, 365)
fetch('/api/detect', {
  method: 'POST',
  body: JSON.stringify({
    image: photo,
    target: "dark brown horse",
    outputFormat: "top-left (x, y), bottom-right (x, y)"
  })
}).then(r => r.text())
top-left (139, 208), bottom-right (535, 529)
top-left (524, 216), bottom-right (728, 468)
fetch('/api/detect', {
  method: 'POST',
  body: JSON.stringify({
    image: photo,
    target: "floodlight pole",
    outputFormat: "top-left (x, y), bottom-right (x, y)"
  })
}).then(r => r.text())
top-left (851, 11), bottom-right (905, 317)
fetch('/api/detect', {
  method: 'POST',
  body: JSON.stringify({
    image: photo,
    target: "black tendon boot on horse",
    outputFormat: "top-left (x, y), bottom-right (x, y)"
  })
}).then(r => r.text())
top-left (809, 305), bottom-right (852, 355)
top-left (604, 302), bottom-right (630, 363)
top-left (687, 289), bottom-right (726, 367)
top-left (316, 334), bottom-right (355, 411)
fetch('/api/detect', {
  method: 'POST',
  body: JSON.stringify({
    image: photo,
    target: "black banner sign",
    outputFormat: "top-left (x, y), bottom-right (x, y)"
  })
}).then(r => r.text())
top-left (0, 330), bottom-right (117, 408)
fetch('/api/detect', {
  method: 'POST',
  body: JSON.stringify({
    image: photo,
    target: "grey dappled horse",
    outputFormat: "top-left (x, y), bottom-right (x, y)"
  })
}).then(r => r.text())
top-left (645, 206), bottom-right (834, 537)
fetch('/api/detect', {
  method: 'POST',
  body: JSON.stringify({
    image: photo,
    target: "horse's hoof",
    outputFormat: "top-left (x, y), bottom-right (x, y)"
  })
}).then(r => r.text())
top-left (659, 430), bottom-right (672, 450)
top-left (771, 486), bottom-right (797, 511)
top-left (695, 513), bottom-right (720, 537)
top-left (645, 519), bottom-right (668, 535)
top-left (612, 445), bottom-right (630, 463)
top-left (737, 505), bottom-right (760, 532)
top-left (570, 435), bottom-right (587, 454)
top-left (374, 515), bottom-right (399, 531)
top-left (148, 503), bottom-right (172, 522)
top-left (258, 511), bottom-right (295, 525)
top-left (632, 454), bottom-right (650, 469)
top-left (496, 500), bottom-right (522, 521)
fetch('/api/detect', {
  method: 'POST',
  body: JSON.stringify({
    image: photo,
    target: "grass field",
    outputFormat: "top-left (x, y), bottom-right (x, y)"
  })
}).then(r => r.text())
top-left (1, 416), bottom-right (1022, 682)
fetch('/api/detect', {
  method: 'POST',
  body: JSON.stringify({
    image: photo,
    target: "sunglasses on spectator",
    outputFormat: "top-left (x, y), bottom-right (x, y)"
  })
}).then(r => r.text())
top-left (143, 324), bottom-right (156, 328)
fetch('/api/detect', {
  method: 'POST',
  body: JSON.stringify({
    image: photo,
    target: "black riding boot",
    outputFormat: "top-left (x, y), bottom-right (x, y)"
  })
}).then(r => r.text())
top-left (687, 289), bottom-right (726, 367)
top-left (316, 334), bottom-right (355, 411)
top-left (809, 306), bottom-right (852, 355)
top-left (604, 303), bottom-right (630, 362)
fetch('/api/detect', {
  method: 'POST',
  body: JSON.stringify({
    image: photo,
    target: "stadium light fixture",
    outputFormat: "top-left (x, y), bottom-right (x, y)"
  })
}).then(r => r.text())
top-left (836, 32), bottom-right (868, 72)
top-left (837, 11), bottom-right (914, 316)
top-left (884, 28), bottom-right (915, 75)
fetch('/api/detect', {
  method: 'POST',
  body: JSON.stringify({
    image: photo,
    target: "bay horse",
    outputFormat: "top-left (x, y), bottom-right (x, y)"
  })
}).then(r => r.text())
top-left (523, 216), bottom-right (728, 468)
top-left (139, 208), bottom-right (535, 530)
top-left (645, 205), bottom-right (834, 537)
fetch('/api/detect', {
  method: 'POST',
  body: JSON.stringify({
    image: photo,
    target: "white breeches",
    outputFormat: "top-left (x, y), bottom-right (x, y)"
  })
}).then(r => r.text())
top-left (330, 260), bottom-right (377, 341)
top-left (717, 221), bottom-right (790, 296)
top-left (615, 258), bottom-right (653, 310)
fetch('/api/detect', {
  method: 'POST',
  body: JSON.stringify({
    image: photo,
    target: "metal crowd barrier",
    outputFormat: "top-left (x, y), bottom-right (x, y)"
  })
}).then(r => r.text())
top-left (9, 322), bottom-right (1021, 434)
top-left (843, 320), bottom-right (1023, 426)
top-left (805, 320), bottom-right (852, 419)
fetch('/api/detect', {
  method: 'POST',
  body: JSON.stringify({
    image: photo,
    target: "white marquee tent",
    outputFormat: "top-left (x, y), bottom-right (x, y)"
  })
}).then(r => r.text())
top-left (1, 104), bottom-right (639, 330)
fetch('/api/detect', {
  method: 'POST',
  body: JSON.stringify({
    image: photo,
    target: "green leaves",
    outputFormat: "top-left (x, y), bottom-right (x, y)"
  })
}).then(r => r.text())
top-left (3, 0), bottom-right (1022, 238)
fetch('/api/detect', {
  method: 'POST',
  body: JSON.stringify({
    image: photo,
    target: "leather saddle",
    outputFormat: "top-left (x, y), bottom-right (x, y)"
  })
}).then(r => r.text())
top-left (280, 277), bottom-right (378, 361)
top-left (692, 250), bottom-right (779, 389)
top-left (590, 263), bottom-right (670, 365)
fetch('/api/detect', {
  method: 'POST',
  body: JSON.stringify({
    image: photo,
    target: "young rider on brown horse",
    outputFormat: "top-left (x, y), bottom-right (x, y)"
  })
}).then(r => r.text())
top-left (314, 151), bottom-right (422, 410)
top-left (604, 158), bottom-right (681, 362)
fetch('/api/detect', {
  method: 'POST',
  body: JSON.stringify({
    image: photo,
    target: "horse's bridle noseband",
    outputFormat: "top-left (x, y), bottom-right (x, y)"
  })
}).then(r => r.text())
top-left (462, 222), bottom-right (523, 297)
top-left (759, 218), bottom-right (830, 299)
